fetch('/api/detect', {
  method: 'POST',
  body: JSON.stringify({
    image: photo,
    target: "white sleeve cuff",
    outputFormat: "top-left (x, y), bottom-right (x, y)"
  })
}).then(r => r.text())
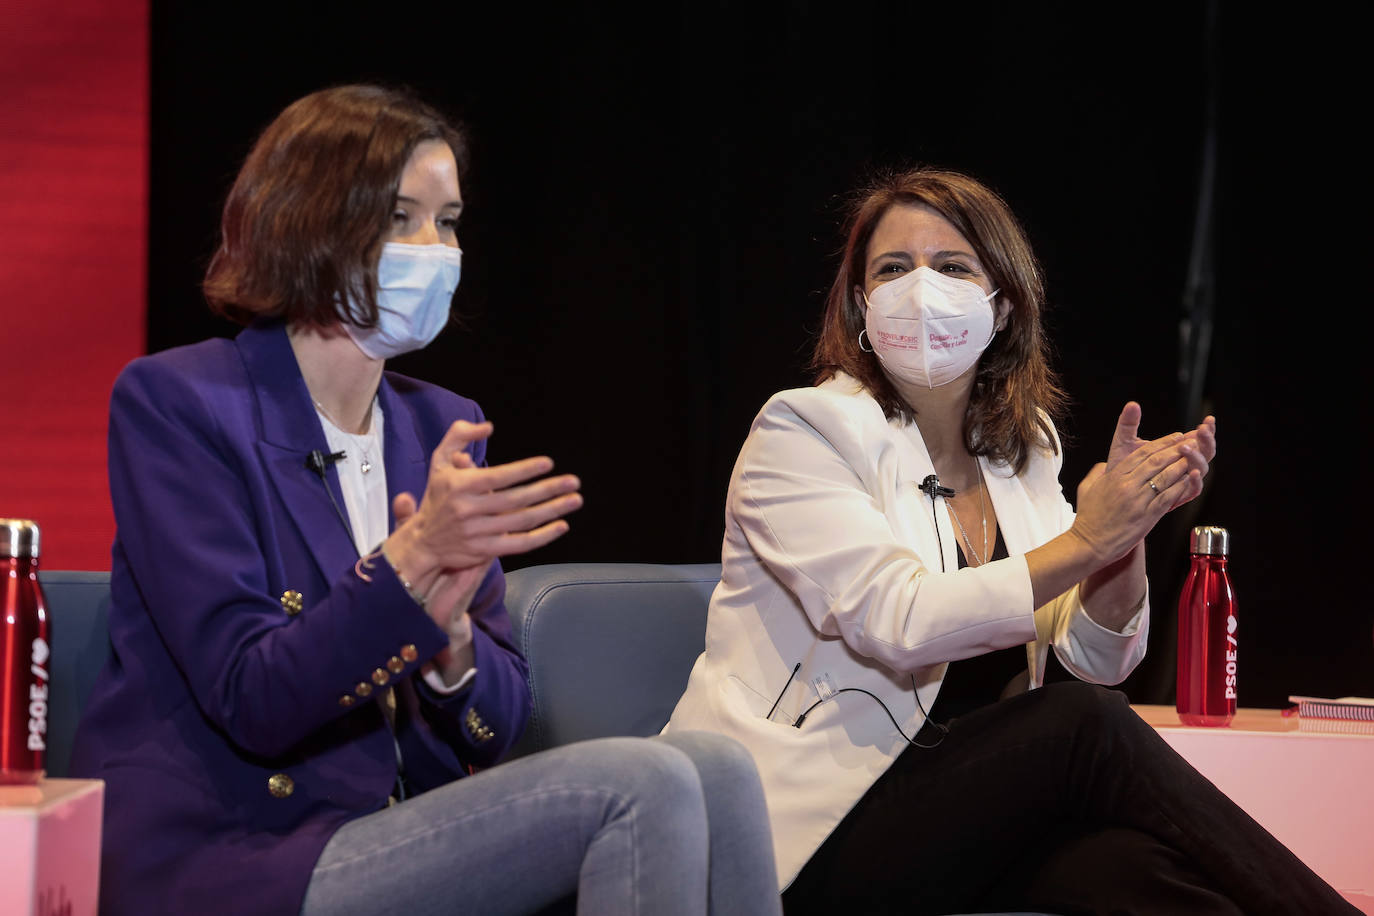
top-left (421, 664), bottom-right (477, 695)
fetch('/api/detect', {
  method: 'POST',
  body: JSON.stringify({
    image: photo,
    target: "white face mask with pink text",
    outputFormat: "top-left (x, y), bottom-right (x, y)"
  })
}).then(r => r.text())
top-left (861, 266), bottom-right (998, 389)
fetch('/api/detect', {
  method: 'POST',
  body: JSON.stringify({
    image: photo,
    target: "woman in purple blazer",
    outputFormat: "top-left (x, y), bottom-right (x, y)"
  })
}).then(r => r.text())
top-left (70, 85), bottom-right (780, 916)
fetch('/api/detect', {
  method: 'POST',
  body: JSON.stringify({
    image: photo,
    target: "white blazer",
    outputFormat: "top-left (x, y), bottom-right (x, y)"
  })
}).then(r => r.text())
top-left (665, 374), bottom-right (1148, 889)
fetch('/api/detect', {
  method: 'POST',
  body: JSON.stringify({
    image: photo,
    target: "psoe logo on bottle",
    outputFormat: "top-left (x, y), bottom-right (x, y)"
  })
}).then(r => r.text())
top-left (1224, 616), bottom-right (1238, 700)
top-left (29, 636), bottom-right (49, 752)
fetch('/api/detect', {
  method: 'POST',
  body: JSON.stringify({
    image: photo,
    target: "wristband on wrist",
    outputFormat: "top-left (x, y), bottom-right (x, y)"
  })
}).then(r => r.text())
top-left (381, 545), bottom-right (428, 609)
top-left (356, 544), bottom-right (428, 609)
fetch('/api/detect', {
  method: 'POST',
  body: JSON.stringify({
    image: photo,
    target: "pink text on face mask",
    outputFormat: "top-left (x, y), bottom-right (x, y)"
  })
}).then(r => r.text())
top-left (875, 331), bottom-right (922, 351)
top-left (929, 329), bottom-right (970, 351)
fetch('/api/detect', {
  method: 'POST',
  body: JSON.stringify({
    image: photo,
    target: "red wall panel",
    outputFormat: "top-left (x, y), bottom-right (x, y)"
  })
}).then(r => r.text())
top-left (0, 0), bottom-right (148, 569)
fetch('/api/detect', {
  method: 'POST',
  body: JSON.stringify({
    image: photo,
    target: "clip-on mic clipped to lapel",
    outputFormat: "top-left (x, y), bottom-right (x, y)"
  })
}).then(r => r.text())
top-left (918, 475), bottom-right (956, 499)
top-left (305, 449), bottom-right (347, 481)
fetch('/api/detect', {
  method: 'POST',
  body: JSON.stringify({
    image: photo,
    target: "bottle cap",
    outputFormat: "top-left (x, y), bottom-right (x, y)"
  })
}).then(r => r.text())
top-left (0, 519), bottom-right (42, 559)
top-left (1189, 525), bottom-right (1229, 557)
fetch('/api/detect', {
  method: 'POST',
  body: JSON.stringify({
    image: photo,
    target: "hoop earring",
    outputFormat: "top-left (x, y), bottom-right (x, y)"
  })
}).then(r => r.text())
top-left (858, 328), bottom-right (874, 353)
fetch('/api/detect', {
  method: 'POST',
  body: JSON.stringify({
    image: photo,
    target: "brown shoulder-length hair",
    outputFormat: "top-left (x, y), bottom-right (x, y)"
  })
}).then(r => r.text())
top-left (203, 84), bottom-right (468, 328)
top-left (811, 166), bottom-right (1067, 473)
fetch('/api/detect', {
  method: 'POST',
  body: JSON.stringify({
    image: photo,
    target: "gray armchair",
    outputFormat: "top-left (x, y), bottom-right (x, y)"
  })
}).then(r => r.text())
top-left (36, 569), bottom-right (111, 779)
top-left (503, 562), bottom-right (719, 759)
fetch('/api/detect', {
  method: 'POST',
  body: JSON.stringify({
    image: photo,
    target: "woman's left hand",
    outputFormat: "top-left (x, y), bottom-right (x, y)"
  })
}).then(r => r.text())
top-left (392, 448), bottom-right (487, 683)
top-left (391, 447), bottom-right (489, 636)
top-left (1105, 402), bottom-right (1216, 510)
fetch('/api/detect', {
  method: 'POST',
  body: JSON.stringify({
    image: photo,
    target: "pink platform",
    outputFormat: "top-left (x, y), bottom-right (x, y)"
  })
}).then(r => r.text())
top-left (1134, 704), bottom-right (1374, 912)
top-left (0, 778), bottom-right (104, 916)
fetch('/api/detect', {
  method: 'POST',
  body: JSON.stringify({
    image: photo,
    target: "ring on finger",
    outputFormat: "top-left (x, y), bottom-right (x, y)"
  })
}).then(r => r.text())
top-left (1147, 477), bottom-right (1161, 495)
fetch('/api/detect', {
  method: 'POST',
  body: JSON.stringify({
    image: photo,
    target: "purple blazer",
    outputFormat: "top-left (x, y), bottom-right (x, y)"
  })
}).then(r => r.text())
top-left (70, 322), bottom-right (532, 915)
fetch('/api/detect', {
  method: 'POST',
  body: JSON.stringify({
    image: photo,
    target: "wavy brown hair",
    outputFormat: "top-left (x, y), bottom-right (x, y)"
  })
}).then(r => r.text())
top-left (811, 166), bottom-right (1067, 473)
top-left (203, 84), bottom-right (468, 328)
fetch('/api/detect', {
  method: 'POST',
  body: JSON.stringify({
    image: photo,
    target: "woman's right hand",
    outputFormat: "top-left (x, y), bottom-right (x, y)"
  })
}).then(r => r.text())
top-left (382, 419), bottom-right (582, 600)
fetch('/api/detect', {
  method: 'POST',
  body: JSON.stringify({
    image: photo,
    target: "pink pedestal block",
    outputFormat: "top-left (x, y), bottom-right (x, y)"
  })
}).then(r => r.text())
top-left (0, 778), bottom-right (104, 916)
top-left (1134, 704), bottom-right (1374, 913)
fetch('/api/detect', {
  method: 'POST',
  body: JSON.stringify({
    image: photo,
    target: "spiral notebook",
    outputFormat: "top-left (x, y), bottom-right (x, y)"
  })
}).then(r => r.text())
top-left (1287, 695), bottom-right (1374, 721)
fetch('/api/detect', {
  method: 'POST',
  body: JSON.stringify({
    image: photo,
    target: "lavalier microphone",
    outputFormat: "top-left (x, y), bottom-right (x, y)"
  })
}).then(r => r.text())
top-left (305, 449), bottom-right (347, 480)
top-left (918, 475), bottom-right (956, 499)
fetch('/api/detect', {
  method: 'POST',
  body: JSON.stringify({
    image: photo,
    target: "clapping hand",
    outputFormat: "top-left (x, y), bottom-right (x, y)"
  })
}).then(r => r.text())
top-left (1104, 402), bottom-right (1215, 510)
top-left (1070, 403), bottom-right (1217, 564)
top-left (385, 420), bottom-right (582, 633)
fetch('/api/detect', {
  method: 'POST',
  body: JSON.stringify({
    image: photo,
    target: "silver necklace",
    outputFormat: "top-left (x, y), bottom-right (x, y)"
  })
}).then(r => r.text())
top-left (948, 460), bottom-right (988, 566)
top-left (314, 399), bottom-right (377, 474)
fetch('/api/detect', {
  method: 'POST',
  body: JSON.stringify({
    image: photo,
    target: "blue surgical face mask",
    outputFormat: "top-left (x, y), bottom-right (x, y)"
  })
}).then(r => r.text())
top-left (345, 242), bottom-right (462, 360)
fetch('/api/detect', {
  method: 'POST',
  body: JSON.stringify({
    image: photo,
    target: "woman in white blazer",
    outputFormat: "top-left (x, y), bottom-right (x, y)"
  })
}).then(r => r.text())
top-left (666, 167), bottom-right (1354, 915)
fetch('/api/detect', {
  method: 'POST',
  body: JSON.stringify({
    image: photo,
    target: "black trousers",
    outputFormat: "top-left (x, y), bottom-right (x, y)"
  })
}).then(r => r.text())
top-left (781, 682), bottom-right (1356, 916)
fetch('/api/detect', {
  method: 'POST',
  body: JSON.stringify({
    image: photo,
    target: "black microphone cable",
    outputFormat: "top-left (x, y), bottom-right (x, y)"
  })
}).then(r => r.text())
top-left (768, 663), bottom-right (801, 721)
top-left (305, 449), bottom-right (361, 559)
top-left (919, 474), bottom-right (955, 568)
top-left (793, 680), bottom-right (946, 748)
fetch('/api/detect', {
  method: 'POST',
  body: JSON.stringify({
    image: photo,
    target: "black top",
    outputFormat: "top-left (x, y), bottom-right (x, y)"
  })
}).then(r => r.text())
top-left (926, 527), bottom-right (1027, 723)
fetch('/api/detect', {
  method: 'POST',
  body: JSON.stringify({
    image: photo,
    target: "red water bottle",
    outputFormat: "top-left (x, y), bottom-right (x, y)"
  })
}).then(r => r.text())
top-left (2, 518), bottom-right (50, 783)
top-left (1176, 525), bottom-right (1236, 727)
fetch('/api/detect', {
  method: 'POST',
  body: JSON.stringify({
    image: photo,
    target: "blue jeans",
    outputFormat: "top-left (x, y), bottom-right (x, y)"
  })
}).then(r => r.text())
top-left (300, 731), bottom-right (781, 916)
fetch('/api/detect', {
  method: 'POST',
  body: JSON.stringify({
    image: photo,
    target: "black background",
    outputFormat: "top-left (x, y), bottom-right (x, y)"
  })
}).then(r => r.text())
top-left (146, 2), bottom-right (1369, 707)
